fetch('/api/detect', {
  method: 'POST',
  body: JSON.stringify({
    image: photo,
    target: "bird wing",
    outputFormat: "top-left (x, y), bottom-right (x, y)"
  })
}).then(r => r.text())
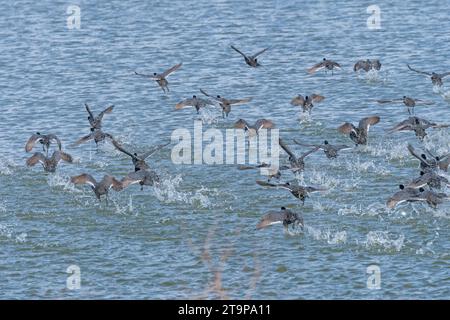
top-left (359, 116), bottom-right (380, 133)
top-left (290, 95), bottom-right (305, 106)
top-left (254, 119), bottom-right (274, 130)
top-left (251, 47), bottom-right (268, 59)
top-left (85, 103), bottom-right (95, 121)
top-left (97, 105), bottom-right (114, 120)
top-left (413, 99), bottom-right (435, 105)
top-left (311, 94), bottom-right (325, 103)
top-left (292, 139), bottom-right (320, 149)
top-left (26, 152), bottom-right (46, 167)
top-left (111, 139), bottom-right (139, 160)
top-left (307, 61), bottom-right (325, 74)
top-left (353, 60), bottom-right (366, 72)
top-left (407, 143), bottom-right (430, 166)
top-left (134, 71), bottom-right (152, 78)
top-left (305, 186), bottom-right (328, 193)
top-left (230, 45), bottom-right (248, 59)
top-left (440, 71), bottom-right (450, 78)
top-left (227, 97), bottom-right (252, 106)
top-left (71, 173), bottom-right (97, 188)
top-left (72, 133), bottom-right (94, 146)
top-left (52, 151), bottom-right (73, 163)
top-left (256, 211), bottom-right (285, 230)
top-left (48, 134), bottom-right (62, 150)
top-left (376, 99), bottom-right (403, 104)
top-left (141, 142), bottom-right (170, 160)
top-left (175, 98), bottom-right (196, 109)
top-left (161, 62), bottom-right (182, 78)
top-left (387, 119), bottom-right (414, 133)
top-left (234, 119), bottom-right (250, 129)
top-left (407, 64), bottom-right (431, 76)
top-left (299, 147), bottom-right (320, 160)
top-left (120, 171), bottom-right (147, 190)
top-left (25, 134), bottom-right (42, 152)
top-left (338, 122), bottom-right (356, 134)
top-left (199, 88), bottom-right (213, 98)
top-left (278, 138), bottom-right (296, 159)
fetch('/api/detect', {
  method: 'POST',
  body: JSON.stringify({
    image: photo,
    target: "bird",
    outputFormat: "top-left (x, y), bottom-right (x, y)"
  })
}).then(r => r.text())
top-left (25, 133), bottom-right (62, 156)
top-left (353, 59), bottom-right (382, 72)
top-left (293, 140), bottom-right (351, 159)
top-left (338, 116), bottom-right (380, 146)
top-left (26, 151), bottom-right (73, 173)
top-left (256, 207), bottom-right (304, 233)
top-left (279, 138), bottom-right (319, 172)
top-left (307, 58), bottom-right (341, 74)
top-left (408, 144), bottom-right (450, 172)
top-left (407, 64), bottom-right (450, 87)
top-left (70, 173), bottom-right (122, 202)
top-left (116, 170), bottom-right (161, 191)
top-left (290, 94), bottom-right (325, 113)
top-left (256, 180), bottom-right (328, 205)
top-left (199, 89), bottom-right (252, 118)
top-left (84, 103), bottom-right (114, 130)
top-left (72, 128), bottom-right (114, 148)
top-left (376, 96), bottom-right (434, 115)
top-left (237, 163), bottom-right (281, 181)
top-left (386, 185), bottom-right (426, 209)
top-left (134, 63), bottom-right (182, 93)
top-left (420, 190), bottom-right (449, 209)
top-left (234, 119), bottom-right (275, 137)
top-left (112, 139), bottom-right (169, 172)
top-left (230, 45), bottom-right (268, 67)
top-left (175, 95), bottom-right (214, 114)
top-left (387, 116), bottom-right (448, 140)
top-left (406, 171), bottom-right (449, 190)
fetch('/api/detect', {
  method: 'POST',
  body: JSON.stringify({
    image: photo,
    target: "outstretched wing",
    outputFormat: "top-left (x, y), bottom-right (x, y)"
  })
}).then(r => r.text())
top-left (72, 133), bottom-right (94, 146)
top-left (407, 64), bottom-right (431, 76)
top-left (407, 143), bottom-right (430, 166)
top-left (387, 119), bottom-right (414, 133)
top-left (25, 134), bottom-right (42, 152)
top-left (175, 98), bottom-right (196, 110)
top-left (48, 134), bottom-right (62, 150)
top-left (140, 142), bottom-right (170, 160)
top-left (119, 171), bottom-right (147, 190)
top-left (230, 45), bottom-right (248, 59)
top-left (161, 63), bottom-right (182, 78)
top-left (26, 152), bottom-right (46, 167)
top-left (299, 147), bottom-right (320, 160)
top-left (376, 99), bottom-right (403, 104)
top-left (290, 95), bottom-right (305, 106)
top-left (311, 94), bottom-right (325, 103)
top-left (227, 97), bottom-right (252, 106)
top-left (234, 119), bottom-right (250, 129)
top-left (278, 138), bottom-right (296, 159)
top-left (52, 151), bottom-right (73, 163)
top-left (71, 173), bottom-right (97, 188)
top-left (293, 139), bottom-right (320, 149)
top-left (251, 47), bottom-right (268, 59)
top-left (254, 119), bottom-right (274, 130)
top-left (338, 122), bottom-right (357, 134)
top-left (353, 60), bottom-right (366, 72)
top-left (256, 211), bottom-right (285, 229)
top-left (85, 103), bottom-right (95, 124)
top-left (307, 61), bottom-right (325, 74)
top-left (97, 105), bottom-right (114, 120)
top-left (413, 99), bottom-right (435, 105)
top-left (111, 139), bottom-right (139, 160)
top-left (358, 116), bottom-right (380, 133)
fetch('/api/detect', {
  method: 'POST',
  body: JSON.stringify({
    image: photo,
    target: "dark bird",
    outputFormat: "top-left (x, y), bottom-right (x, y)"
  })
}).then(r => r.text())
top-left (72, 128), bottom-right (114, 148)
top-left (200, 89), bottom-right (252, 118)
top-left (256, 207), bottom-right (304, 232)
top-left (376, 96), bottom-right (434, 115)
top-left (307, 58), bottom-right (341, 74)
top-left (25, 133), bottom-right (62, 156)
top-left (26, 151), bottom-right (73, 173)
top-left (70, 173), bottom-right (122, 202)
top-left (256, 180), bottom-right (328, 205)
top-left (407, 64), bottom-right (450, 87)
top-left (290, 94), bottom-right (325, 113)
top-left (386, 185), bottom-right (425, 209)
top-left (353, 59), bottom-right (382, 72)
top-left (279, 138), bottom-right (319, 172)
top-left (234, 118), bottom-right (275, 137)
top-left (84, 103), bottom-right (114, 130)
top-left (237, 163), bottom-right (281, 181)
top-left (408, 144), bottom-right (450, 172)
top-left (175, 95), bottom-right (214, 114)
top-left (116, 170), bottom-right (161, 191)
top-left (387, 116), bottom-right (448, 140)
top-left (112, 139), bottom-right (169, 172)
top-left (406, 171), bottom-right (449, 190)
top-left (230, 45), bottom-right (268, 67)
top-left (294, 139), bottom-right (351, 159)
top-left (338, 116), bottom-right (380, 145)
top-left (135, 63), bottom-right (182, 93)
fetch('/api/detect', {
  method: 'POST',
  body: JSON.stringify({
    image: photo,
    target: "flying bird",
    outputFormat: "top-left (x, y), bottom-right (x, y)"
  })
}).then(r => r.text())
top-left (234, 118), bottom-right (275, 137)
top-left (376, 96), bottom-right (434, 115)
top-left (230, 45), bottom-right (268, 67)
top-left (256, 180), bottom-right (328, 205)
top-left (200, 89), bottom-right (252, 118)
top-left (290, 94), bottom-right (325, 113)
top-left (294, 140), bottom-right (351, 159)
top-left (256, 207), bottom-right (304, 233)
top-left (135, 63), bottom-right (182, 93)
top-left (279, 138), bottom-right (319, 172)
top-left (338, 116), bottom-right (380, 145)
top-left (72, 128), bottom-right (114, 148)
top-left (307, 58), bottom-right (341, 74)
top-left (175, 95), bottom-right (214, 114)
top-left (84, 103), bottom-right (114, 130)
top-left (387, 116), bottom-right (448, 140)
top-left (25, 133), bottom-right (62, 156)
top-left (407, 64), bottom-right (450, 87)
top-left (353, 59), bottom-right (382, 72)
top-left (26, 151), bottom-right (73, 173)
top-left (70, 173), bottom-right (122, 202)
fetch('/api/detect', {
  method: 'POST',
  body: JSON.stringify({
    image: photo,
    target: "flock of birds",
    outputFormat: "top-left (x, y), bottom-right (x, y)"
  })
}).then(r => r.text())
top-left (23, 45), bottom-right (450, 233)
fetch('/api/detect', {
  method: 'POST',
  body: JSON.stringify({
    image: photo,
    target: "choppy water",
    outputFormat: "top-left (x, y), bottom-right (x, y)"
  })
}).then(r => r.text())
top-left (1, 0), bottom-right (449, 299)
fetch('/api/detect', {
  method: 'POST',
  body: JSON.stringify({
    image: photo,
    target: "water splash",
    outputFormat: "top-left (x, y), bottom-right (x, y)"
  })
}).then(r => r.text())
top-left (304, 225), bottom-right (348, 245)
top-left (362, 231), bottom-right (405, 252)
